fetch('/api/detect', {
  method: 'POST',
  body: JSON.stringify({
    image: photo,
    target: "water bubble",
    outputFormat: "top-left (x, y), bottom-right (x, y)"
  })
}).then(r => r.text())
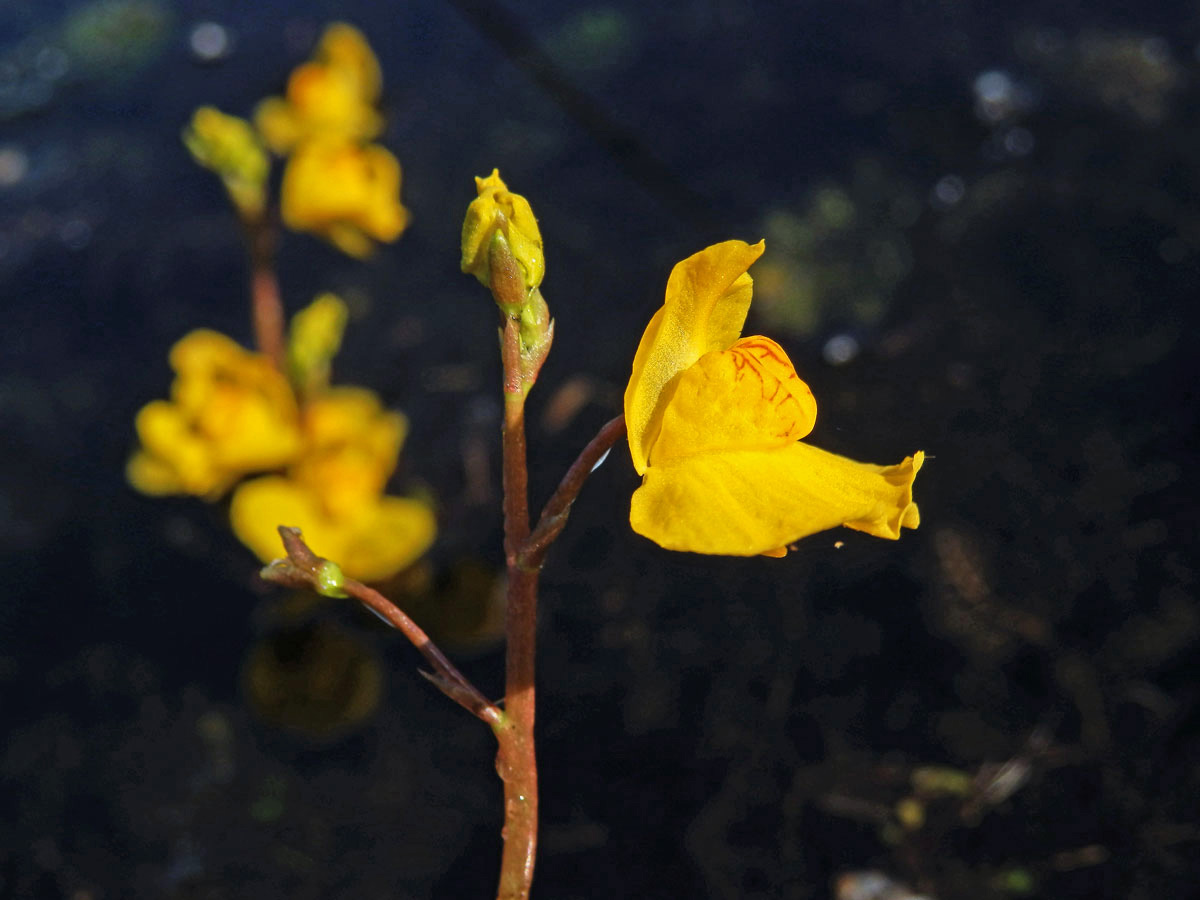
top-left (0, 146), bottom-right (29, 187)
top-left (189, 22), bottom-right (231, 62)
top-left (1003, 126), bottom-right (1035, 157)
top-left (930, 175), bottom-right (965, 209)
top-left (35, 46), bottom-right (70, 81)
top-left (823, 333), bottom-right (860, 366)
top-left (973, 69), bottom-right (1015, 123)
top-left (974, 70), bottom-right (1013, 104)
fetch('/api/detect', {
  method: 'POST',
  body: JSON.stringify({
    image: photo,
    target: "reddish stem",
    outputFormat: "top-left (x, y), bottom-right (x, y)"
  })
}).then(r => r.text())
top-left (243, 212), bottom-right (286, 371)
top-left (265, 528), bottom-right (502, 727)
top-left (495, 316), bottom-right (539, 900)
top-left (521, 414), bottom-right (626, 570)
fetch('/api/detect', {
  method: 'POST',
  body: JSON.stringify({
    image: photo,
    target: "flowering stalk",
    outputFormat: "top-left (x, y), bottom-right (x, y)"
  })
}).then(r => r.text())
top-left (180, 105), bottom-right (285, 371)
top-left (242, 208), bottom-right (287, 372)
top-left (491, 314), bottom-right (538, 900)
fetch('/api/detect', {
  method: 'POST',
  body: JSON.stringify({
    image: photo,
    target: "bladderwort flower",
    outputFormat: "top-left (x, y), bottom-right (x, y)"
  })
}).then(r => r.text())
top-left (279, 139), bottom-right (409, 259)
top-left (254, 22), bottom-right (383, 153)
top-left (624, 240), bottom-right (923, 557)
top-left (230, 386), bottom-right (436, 583)
top-left (253, 22), bottom-right (408, 258)
top-left (129, 296), bottom-right (435, 583)
top-left (126, 329), bottom-right (302, 499)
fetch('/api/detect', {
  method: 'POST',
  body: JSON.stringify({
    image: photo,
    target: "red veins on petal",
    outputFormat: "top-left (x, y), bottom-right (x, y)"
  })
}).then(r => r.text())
top-left (652, 335), bottom-right (818, 462)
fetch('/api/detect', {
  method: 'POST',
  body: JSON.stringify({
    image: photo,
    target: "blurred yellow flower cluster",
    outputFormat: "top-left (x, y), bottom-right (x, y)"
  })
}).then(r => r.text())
top-left (256, 23), bottom-right (408, 257)
top-left (128, 299), bottom-right (434, 582)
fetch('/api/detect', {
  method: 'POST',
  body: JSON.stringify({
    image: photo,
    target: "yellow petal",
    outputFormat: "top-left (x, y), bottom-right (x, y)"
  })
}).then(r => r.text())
top-left (134, 400), bottom-right (222, 495)
top-left (125, 449), bottom-right (185, 496)
top-left (624, 240), bottom-right (765, 474)
top-left (653, 336), bottom-right (817, 462)
top-left (252, 96), bottom-right (300, 155)
top-left (630, 445), bottom-right (923, 556)
top-left (230, 476), bottom-right (436, 583)
top-left (315, 23), bottom-right (382, 106)
top-left (168, 328), bottom-right (246, 375)
top-left (337, 496), bottom-right (437, 583)
top-left (231, 476), bottom-right (342, 564)
top-left (281, 141), bottom-right (408, 256)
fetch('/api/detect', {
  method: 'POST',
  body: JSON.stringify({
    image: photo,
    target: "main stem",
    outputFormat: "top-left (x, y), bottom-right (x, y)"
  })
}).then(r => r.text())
top-left (496, 317), bottom-right (539, 900)
top-left (243, 211), bottom-right (286, 371)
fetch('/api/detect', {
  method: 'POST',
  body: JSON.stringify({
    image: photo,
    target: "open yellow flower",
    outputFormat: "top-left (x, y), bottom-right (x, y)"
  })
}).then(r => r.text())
top-left (230, 387), bottom-right (435, 582)
top-left (624, 240), bottom-right (923, 556)
top-left (254, 22), bottom-right (382, 155)
top-left (127, 330), bottom-right (302, 498)
top-left (280, 139), bottom-right (409, 258)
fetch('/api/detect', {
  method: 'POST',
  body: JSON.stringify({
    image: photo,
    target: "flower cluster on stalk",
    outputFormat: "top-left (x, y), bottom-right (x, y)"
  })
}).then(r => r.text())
top-left (128, 297), bottom-right (434, 582)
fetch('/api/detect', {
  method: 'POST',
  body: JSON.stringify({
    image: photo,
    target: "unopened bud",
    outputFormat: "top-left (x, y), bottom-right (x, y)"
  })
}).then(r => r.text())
top-left (487, 231), bottom-right (528, 316)
top-left (461, 169), bottom-right (544, 293)
top-left (288, 292), bottom-right (348, 394)
top-left (183, 106), bottom-right (269, 218)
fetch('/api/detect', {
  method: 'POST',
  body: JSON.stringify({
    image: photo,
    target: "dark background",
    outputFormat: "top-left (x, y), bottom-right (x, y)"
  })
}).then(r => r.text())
top-left (2, 1), bottom-right (1198, 897)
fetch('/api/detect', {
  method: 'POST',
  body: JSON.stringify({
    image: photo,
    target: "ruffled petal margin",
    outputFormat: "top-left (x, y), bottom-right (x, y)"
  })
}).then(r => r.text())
top-left (630, 446), bottom-right (923, 556)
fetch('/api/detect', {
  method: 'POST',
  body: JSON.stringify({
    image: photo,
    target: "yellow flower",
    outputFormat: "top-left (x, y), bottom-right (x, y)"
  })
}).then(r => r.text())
top-left (230, 387), bottom-right (435, 582)
top-left (461, 168), bottom-right (544, 292)
top-left (182, 106), bottom-right (269, 218)
top-left (127, 330), bottom-right (302, 498)
top-left (623, 240), bottom-right (923, 557)
top-left (280, 140), bottom-right (409, 258)
top-left (254, 22), bottom-right (382, 154)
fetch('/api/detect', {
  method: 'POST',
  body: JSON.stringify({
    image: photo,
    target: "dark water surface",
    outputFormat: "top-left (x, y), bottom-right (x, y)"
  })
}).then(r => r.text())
top-left (2, 1), bottom-right (1198, 898)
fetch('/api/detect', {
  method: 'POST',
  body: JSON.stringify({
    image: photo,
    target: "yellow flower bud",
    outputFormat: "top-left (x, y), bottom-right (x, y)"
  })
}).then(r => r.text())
top-left (183, 106), bottom-right (269, 218)
top-left (461, 169), bottom-right (544, 292)
top-left (288, 292), bottom-right (349, 395)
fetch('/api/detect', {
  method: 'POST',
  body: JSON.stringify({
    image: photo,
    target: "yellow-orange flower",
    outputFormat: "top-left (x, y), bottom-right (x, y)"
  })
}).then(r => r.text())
top-left (230, 387), bottom-right (436, 582)
top-left (624, 240), bottom-right (923, 556)
top-left (127, 330), bottom-right (302, 498)
top-left (280, 140), bottom-right (409, 258)
top-left (254, 22), bottom-right (382, 154)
